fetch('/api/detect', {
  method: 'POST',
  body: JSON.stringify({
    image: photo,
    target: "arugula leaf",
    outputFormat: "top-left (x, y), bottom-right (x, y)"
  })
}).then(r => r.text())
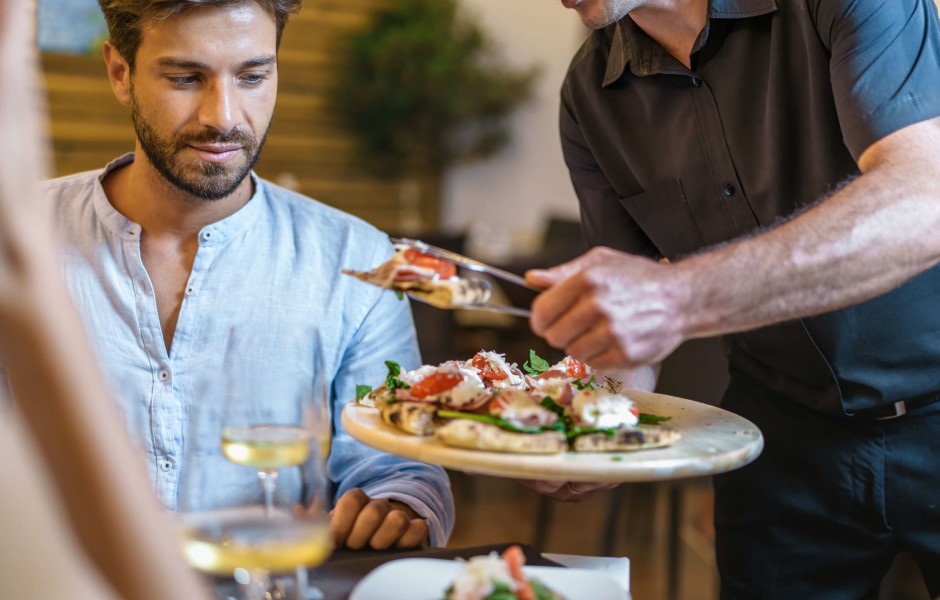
top-left (539, 396), bottom-right (574, 430)
top-left (437, 410), bottom-right (562, 435)
top-left (394, 290), bottom-right (404, 301)
top-left (639, 412), bottom-right (671, 425)
top-left (522, 349), bottom-right (550, 376)
top-left (530, 579), bottom-right (559, 600)
top-left (573, 373), bottom-right (596, 390)
top-left (565, 426), bottom-right (617, 441)
top-left (384, 360), bottom-right (411, 391)
top-left (355, 384), bottom-right (372, 401)
top-left (484, 583), bottom-right (517, 600)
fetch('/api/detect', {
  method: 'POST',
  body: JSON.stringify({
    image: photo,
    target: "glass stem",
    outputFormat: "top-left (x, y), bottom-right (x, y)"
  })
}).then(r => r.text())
top-left (258, 469), bottom-right (278, 517)
top-left (238, 569), bottom-right (271, 600)
top-left (294, 565), bottom-right (309, 600)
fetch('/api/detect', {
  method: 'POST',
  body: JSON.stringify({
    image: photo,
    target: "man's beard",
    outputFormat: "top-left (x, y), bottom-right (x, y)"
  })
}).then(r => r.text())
top-left (130, 92), bottom-right (270, 201)
top-left (578, 0), bottom-right (634, 29)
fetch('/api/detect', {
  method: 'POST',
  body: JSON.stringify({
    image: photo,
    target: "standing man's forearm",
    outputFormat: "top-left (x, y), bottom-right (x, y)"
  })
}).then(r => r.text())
top-left (529, 117), bottom-right (940, 370)
top-left (678, 116), bottom-right (940, 340)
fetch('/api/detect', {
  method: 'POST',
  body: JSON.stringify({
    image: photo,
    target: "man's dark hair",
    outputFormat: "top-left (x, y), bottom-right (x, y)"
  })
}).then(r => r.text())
top-left (97, 0), bottom-right (303, 71)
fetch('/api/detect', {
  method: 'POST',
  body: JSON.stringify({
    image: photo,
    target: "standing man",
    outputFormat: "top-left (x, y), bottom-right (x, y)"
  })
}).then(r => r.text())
top-left (41, 0), bottom-right (453, 550)
top-left (530, 0), bottom-right (940, 597)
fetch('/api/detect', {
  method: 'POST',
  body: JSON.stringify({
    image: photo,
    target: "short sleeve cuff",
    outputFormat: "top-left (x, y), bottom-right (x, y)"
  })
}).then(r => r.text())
top-left (844, 91), bottom-right (940, 161)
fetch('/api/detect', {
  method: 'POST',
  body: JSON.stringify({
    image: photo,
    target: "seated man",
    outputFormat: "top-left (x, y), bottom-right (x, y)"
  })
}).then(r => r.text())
top-left (38, 0), bottom-right (452, 549)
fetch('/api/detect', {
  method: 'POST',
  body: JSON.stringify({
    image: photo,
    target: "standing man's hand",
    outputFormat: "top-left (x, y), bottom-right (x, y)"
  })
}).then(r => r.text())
top-left (527, 247), bottom-right (690, 370)
top-left (518, 479), bottom-right (619, 501)
top-left (329, 488), bottom-right (428, 550)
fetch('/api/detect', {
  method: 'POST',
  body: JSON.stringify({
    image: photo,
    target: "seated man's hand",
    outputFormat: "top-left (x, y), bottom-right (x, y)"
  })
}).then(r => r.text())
top-left (518, 479), bottom-right (618, 501)
top-left (329, 487), bottom-right (428, 550)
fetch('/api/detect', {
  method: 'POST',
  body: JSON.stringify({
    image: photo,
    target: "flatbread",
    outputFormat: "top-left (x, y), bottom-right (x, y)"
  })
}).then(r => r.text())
top-left (380, 401), bottom-right (439, 436)
top-left (341, 269), bottom-right (491, 309)
top-left (435, 419), bottom-right (567, 454)
top-left (571, 425), bottom-right (680, 452)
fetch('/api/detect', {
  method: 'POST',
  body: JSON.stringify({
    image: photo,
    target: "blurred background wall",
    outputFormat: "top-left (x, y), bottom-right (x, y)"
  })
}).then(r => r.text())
top-left (441, 0), bottom-right (584, 254)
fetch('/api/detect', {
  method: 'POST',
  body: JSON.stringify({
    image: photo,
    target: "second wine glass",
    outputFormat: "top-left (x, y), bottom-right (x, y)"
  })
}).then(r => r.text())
top-left (179, 327), bottom-right (333, 599)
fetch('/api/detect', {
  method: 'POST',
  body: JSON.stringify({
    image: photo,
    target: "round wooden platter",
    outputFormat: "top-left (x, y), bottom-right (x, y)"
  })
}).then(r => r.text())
top-left (342, 390), bottom-right (763, 482)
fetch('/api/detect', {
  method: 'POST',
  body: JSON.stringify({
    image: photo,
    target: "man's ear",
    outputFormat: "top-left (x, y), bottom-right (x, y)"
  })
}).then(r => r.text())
top-left (103, 42), bottom-right (132, 106)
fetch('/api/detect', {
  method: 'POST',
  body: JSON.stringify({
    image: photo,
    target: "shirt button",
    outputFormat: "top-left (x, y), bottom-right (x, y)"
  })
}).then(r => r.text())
top-left (158, 369), bottom-right (170, 382)
top-left (691, 77), bottom-right (702, 87)
top-left (201, 231), bottom-right (213, 241)
top-left (160, 460), bottom-right (173, 472)
top-left (185, 285), bottom-right (195, 295)
top-left (722, 184), bottom-right (735, 196)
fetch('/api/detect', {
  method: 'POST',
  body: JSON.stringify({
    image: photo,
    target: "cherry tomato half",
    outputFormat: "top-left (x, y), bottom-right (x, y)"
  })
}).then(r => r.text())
top-left (472, 353), bottom-right (509, 380)
top-left (409, 371), bottom-right (464, 399)
top-left (403, 248), bottom-right (457, 279)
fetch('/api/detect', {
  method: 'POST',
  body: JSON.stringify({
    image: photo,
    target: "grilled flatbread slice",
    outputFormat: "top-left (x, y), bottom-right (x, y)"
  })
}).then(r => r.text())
top-left (341, 247), bottom-right (491, 309)
top-left (435, 419), bottom-right (566, 454)
top-left (380, 401), bottom-right (439, 436)
top-left (572, 424), bottom-right (680, 452)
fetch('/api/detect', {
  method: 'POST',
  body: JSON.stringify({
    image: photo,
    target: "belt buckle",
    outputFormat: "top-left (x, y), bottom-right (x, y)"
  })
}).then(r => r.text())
top-left (876, 400), bottom-right (907, 420)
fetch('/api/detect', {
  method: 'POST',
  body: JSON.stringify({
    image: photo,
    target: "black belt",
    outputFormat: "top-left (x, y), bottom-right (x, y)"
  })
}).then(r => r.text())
top-left (850, 394), bottom-right (940, 420)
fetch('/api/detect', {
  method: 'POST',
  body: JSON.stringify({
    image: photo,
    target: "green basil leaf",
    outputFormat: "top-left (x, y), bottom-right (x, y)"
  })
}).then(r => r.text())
top-left (522, 349), bottom-right (550, 375)
top-left (384, 360), bottom-right (411, 391)
top-left (355, 384), bottom-right (372, 401)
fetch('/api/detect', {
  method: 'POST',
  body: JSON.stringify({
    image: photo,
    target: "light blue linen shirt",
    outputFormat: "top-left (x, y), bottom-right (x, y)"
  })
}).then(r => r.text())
top-left (40, 153), bottom-right (454, 546)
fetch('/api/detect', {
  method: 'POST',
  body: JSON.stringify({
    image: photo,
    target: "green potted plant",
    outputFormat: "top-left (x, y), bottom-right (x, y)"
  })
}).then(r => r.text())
top-left (330, 0), bottom-right (538, 230)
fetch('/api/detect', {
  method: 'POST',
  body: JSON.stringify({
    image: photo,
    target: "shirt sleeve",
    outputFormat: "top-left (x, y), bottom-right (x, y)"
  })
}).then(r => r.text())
top-left (814, 0), bottom-right (940, 161)
top-left (560, 83), bottom-right (662, 259)
top-left (326, 242), bottom-right (455, 547)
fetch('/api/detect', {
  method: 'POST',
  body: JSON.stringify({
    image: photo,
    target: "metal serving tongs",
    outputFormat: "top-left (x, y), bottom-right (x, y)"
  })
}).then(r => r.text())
top-left (390, 237), bottom-right (542, 318)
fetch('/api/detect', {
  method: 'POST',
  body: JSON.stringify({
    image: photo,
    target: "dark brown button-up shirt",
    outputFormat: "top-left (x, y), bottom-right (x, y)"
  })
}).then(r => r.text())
top-left (561, 0), bottom-right (940, 414)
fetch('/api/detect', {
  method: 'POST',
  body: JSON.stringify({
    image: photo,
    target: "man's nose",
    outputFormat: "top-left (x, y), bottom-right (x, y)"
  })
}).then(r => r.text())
top-left (198, 80), bottom-right (242, 134)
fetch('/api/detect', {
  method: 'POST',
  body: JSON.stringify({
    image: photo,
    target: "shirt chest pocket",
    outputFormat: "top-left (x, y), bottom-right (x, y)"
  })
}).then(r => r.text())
top-left (618, 178), bottom-right (706, 261)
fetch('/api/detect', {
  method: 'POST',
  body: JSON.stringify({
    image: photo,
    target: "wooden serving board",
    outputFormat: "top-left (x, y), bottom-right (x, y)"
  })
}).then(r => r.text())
top-left (342, 390), bottom-right (762, 482)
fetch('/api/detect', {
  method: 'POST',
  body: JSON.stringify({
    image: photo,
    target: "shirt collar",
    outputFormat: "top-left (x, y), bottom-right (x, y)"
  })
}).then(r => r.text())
top-left (93, 152), bottom-right (266, 246)
top-left (602, 0), bottom-right (778, 87)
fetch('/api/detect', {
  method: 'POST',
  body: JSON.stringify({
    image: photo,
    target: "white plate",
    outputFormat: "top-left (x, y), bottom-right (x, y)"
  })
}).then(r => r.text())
top-left (342, 390), bottom-right (762, 482)
top-left (348, 558), bottom-right (628, 600)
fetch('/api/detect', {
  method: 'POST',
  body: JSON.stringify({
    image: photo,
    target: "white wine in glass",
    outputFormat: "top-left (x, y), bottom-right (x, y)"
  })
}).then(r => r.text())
top-left (179, 327), bottom-right (334, 600)
top-left (222, 424), bottom-right (313, 514)
top-left (181, 508), bottom-right (332, 576)
top-left (221, 425), bottom-right (312, 471)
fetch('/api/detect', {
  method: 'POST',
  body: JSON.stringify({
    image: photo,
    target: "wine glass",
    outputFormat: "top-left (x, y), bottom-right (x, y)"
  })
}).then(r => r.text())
top-left (178, 328), bottom-right (333, 599)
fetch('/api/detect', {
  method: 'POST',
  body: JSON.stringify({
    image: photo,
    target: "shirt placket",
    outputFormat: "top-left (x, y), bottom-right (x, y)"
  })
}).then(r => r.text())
top-left (124, 226), bottom-right (183, 508)
top-left (686, 74), bottom-right (759, 240)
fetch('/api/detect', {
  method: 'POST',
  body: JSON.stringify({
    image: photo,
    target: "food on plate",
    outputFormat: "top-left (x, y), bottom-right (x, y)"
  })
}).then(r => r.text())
top-left (355, 349), bottom-right (679, 454)
top-left (342, 245), bottom-right (491, 308)
top-left (445, 545), bottom-right (564, 600)
top-left (435, 420), bottom-right (567, 454)
top-left (380, 401), bottom-right (440, 436)
top-left (571, 423), bottom-right (681, 452)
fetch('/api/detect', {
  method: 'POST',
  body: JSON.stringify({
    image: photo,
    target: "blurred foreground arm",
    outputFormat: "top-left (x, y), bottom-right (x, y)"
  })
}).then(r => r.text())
top-left (0, 2), bottom-right (207, 598)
